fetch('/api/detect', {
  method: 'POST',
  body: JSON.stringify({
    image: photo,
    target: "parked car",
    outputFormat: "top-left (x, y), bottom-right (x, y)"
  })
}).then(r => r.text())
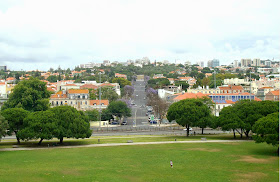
top-left (121, 121), bottom-right (127, 125)
top-left (183, 128), bottom-right (193, 131)
top-left (111, 121), bottom-right (119, 125)
top-left (150, 120), bottom-right (157, 124)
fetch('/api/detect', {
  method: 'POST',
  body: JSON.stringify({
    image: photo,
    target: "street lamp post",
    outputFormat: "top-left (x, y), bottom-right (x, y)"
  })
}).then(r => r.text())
top-left (99, 72), bottom-right (102, 128)
top-left (249, 72), bottom-right (253, 101)
top-left (134, 108), bottom-right (137, 127)
top-left (214, 70), bottom-right (217, 116)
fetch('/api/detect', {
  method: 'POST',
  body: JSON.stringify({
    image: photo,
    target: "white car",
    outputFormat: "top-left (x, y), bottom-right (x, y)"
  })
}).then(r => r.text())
top-left (183, 128), bottom-right (193, 131)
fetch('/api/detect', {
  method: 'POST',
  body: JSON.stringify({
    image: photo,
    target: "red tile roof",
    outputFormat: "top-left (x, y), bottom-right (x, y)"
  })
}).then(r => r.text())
top-left (90, 100), bottom-right (109, 105)
top-left (50, 91), bottom-right (67, 98)
top-left (174, 92), bottom-right (209, 101)
top-left (68, 89), bottom-right (89, 94)
top-left (270, 90), bottom-right (280, 96)
top-left (219, 85), bottom-right (243, 90)
top-left (80, 84), bottom-right (98, 89)
top-left (101, 83), bottom-right (114, 87)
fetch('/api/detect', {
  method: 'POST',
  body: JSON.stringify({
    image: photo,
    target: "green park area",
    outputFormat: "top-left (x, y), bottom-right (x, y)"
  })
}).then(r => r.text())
top-left (0, 135), bottom-right (278, 182)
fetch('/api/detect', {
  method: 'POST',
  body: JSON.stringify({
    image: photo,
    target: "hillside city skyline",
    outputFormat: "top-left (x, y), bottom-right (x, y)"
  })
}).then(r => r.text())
top-left (0, 1), bottom-right (279, 71)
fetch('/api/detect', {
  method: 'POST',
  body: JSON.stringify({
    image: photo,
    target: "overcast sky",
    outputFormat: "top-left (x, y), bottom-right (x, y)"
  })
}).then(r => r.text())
top-left (0, 0), bottom-right (279, 71)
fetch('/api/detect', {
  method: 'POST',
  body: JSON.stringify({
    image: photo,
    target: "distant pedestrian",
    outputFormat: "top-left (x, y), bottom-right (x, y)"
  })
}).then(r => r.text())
top-left (170, 160), bottom-right (173, 168)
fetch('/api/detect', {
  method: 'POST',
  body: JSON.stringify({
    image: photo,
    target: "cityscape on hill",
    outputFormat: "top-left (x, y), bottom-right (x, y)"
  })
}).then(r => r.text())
top-left (0, 1), bottom-right (279, 181)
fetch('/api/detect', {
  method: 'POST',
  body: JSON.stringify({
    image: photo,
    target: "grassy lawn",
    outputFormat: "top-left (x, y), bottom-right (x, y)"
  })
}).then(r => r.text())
top-left (0, 141), bottom-right (278, 182)
top-left (0, 134), bottom-right (247, 148)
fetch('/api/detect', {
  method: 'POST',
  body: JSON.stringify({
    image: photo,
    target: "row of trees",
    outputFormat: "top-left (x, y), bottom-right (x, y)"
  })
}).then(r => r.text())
top-left (0, 78), bottom-right (92, 145)
top-left (167, 99), bottom-right (279, 149)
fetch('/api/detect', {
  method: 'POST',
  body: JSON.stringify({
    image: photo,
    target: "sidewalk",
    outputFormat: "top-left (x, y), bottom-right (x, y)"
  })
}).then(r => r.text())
top-left (0, 140), bottom-right (251, 152)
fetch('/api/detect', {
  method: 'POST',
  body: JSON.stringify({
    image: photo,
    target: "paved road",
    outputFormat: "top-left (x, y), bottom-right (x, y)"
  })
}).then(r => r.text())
top-left (127, 80), bottom-right (149, 126)
top-left (0, 140), bottom-right (250, 151)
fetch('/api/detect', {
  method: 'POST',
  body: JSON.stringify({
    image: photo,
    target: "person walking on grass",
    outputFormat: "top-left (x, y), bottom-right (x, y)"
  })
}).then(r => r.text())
top-left (170, 160), bottom-right (173, 168)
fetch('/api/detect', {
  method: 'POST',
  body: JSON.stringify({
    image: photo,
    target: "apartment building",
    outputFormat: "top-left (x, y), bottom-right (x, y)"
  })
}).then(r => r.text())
top-left (50, 89), bottom-right (109, 110)
top-left (265, 90), bottom-right (280, 101)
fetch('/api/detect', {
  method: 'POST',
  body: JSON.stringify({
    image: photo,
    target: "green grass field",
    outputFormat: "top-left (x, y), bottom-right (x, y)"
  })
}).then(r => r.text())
top-left (0, 139), bottom-right (278, 182)
top-left (0, 134), bottom-right (247, 149)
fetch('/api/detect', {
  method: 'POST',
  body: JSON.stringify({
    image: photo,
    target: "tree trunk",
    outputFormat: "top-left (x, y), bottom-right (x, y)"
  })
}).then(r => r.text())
top-left (202, 128), bottom-right (204, 135)
top-left (245, 131), bottom-right (249, 138)
top-left (186, 125), bottom-right (189, 137)
top-left (38, 138), bottom-right (43, 145)
top-left (15, 131), bottom-right (20, 145)
top-left (233, 129), bottom-right (236, 139)
top-left (240, 129), bottom-right (243, 138)
top-left (59, 137), bottom-right (63, 144)
top-left (16, 136), bottom-right (21, 145)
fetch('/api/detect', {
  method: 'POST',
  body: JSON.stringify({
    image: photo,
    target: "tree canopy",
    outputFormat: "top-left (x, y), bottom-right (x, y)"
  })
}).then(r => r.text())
top-left (50, 106), bottom-right (92, 143)
top-left (167, 99), bottom-right (211, 136)
top-left (17, 110), bottom-right (58, 145)
top-left (1, 108), bottom-right (29, 144)
top-left (218, 100), bottom-right (279, 138)
top-left (106, 101), bottom-right (132, 121)
top-left (0, 114), bottom-right (9, 141)
top-left (112, 77), bottom-right (131, 88)
top-left (2, 77), bottom-right (51, 112)
top-left (252, 112), bottom-right (279, 149)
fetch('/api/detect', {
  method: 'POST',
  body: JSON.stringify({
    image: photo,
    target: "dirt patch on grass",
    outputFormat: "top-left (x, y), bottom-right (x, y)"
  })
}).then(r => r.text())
top-left (61, 169), bottom-right (82, 176)
top-left (123, 175), bottom-right (142, 182)
top-left (235, 155), bottom-right (278, 163)
top-left (186, 148), bottom-right (221, 152)
top-left (234, 172), bottom-right (267, 182)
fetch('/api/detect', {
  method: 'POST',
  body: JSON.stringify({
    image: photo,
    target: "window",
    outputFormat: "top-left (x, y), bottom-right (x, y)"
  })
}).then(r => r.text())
top-left (52, 101), bottom-right (54, 106)
top-left (61, 101), bottom-right (63, 105)
top-left (85, 101), bottom-right (87, 105)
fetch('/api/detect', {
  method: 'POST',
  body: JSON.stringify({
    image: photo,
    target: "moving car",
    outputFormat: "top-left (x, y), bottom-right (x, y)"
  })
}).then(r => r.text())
top-left (121, 121), bottom-right (127, 125)
top-left (150, 120), bottom-right (157, 124)
top-left (111, 121), bottom-right (119, 125)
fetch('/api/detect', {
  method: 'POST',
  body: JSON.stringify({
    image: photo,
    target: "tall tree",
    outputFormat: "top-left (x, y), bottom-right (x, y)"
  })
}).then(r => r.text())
top-left (123, 85), bottom-right (134, 98)
top-left (1, 108), bottom-right (29, 144)
top-left (252, 112), bottom-right (279, 151)
top-left (0, 115), bottom-right (9, 141)
top-left (106, 101), bottom-right (132, 122)
top-left (1, 77), bottom-right (51, 112)
top-left (112, 77), bottom-right (131, 88)
top-left (50, 106), bottom-right (92, 143)
top-left (18, 110), bottom-right (58, 145)
top-left (167, 99), bottom-right (211, 136)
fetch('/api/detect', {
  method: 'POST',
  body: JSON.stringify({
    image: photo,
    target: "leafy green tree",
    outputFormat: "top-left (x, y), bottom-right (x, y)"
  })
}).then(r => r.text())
top-left (85, 109), bottom-right (99, 121)
top-left (234, 100), bottom-right (278, 137)
top-left (202, 67), bottom-right (212, 73)
top-left (174, 81), bottom-right (189, 91)
top-left (2, 77), bottom-right (51, 112)
top-left (18, 110), bottom-right (58, 145)
top-left (167, 99), bottom-right (211, 136)
top-left (107, 101), bottom-right (132, 122)
top-left (201, 77), bottom-right (210, 87)
top-left (112, 77), bottom-right (131, 88)
top-left (0, 115), bottom-right (9, 141)
top-left (1, 108), bottom-right (29, 144)
top-left (50, 106), bottom-right (92, 143)
top-left (218, 100), bottom-right (279, 138)
top-left (101, 109), bottom-right (114, 121)
top-left (47, 75), bottom-right (58, 82)
top-left (252, 112), bottom-right (279, 151)
top-left (218, 106), bottom-right (245, 138)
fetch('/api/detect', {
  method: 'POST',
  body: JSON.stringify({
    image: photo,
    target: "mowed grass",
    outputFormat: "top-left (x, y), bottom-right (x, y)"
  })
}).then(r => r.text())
top-left (0, 141), bottom-right (278, 182)
top-left (0, 134), bottom-right (246, 148)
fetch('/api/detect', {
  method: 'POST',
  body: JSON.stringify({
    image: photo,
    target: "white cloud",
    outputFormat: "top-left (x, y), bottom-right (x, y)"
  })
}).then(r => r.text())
top-left (0, 0), bottom-right (279, 70)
